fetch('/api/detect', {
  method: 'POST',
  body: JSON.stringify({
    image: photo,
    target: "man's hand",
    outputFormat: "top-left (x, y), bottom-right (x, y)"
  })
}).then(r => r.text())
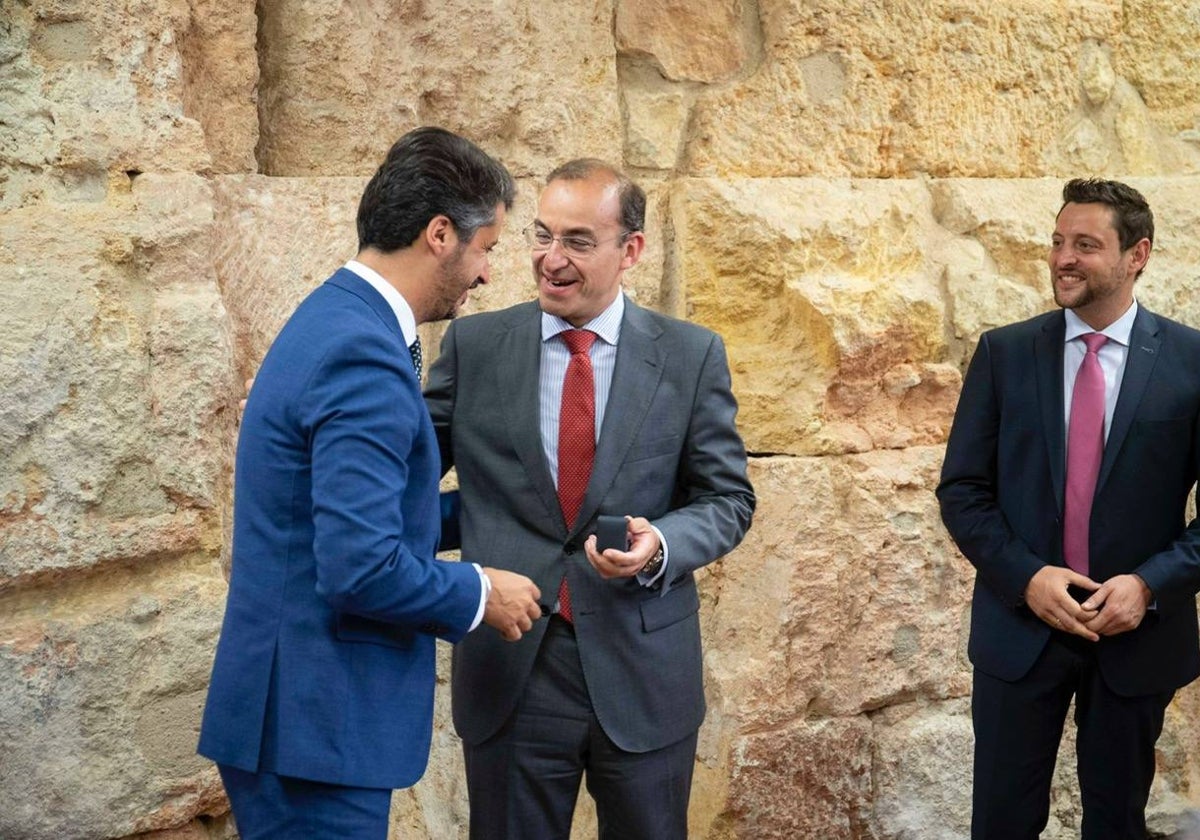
top-left (584, 515), bottom-right (658, 579)
top-left (1081, 574), bottom-right (1152, 637)
top-left (481, 568), bottom-right (542, 641)
top-left (239, 377), bottom-right (255, 412)
top-left (1023, 566), bottom-right (1101, 641)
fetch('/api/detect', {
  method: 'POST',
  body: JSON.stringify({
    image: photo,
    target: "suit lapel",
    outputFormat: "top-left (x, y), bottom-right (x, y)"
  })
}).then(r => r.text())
top-left (497, 305), bottom-right (563, 527)
top-left (1036, 313), bottom-right (1068, 513)
top-left (1097, 308), bottom-right (1161, 492)
top-left (574, 300), bottom-right (665, 535)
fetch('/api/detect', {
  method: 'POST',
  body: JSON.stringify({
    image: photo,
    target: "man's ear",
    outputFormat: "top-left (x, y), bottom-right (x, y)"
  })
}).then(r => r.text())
top-left (619, 230), bottom-right (646, 271)
top-left (424, 215), bottom-right (456, 257)
top-left (1128, 237), bottom-right (1151, 275)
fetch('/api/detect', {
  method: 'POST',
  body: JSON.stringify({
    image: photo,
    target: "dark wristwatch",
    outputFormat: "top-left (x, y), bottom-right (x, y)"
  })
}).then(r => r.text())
top-left (640, 546), bottom-right (665, 577)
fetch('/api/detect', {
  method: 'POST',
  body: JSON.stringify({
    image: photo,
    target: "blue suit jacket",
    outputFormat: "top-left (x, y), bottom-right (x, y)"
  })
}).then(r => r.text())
top-left (938, 307), bottom-right (1200, 696)
top-left (198, 269), bottom-right (481, 789)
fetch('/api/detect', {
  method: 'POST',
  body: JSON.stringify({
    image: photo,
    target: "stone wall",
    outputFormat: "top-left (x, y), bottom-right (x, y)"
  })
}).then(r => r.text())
top-left (2, 1), bottom-right (1200, 838)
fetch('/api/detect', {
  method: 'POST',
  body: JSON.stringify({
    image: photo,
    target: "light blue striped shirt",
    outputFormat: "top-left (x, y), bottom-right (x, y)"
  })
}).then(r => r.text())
top-left (539, 294), bottom-right (668, 586)
top-left (538, 294), bottom-right (624, 481)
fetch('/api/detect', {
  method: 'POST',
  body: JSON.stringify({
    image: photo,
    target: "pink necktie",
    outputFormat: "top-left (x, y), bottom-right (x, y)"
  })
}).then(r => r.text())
top-left (1063, 333), bottom-right (1108, 576)
top-left (556, 329), bottom-right (597, 622)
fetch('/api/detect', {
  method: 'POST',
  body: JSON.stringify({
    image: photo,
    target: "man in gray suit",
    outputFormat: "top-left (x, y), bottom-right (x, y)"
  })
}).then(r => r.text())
top-left (424, 159), bottom-right (755, 839)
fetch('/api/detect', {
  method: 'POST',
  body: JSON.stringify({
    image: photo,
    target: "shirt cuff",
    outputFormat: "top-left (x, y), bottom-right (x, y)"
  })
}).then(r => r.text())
top-left (637, 526), bottom-right (669, 587)
top-left (469, 563), bottom-right (491, 631)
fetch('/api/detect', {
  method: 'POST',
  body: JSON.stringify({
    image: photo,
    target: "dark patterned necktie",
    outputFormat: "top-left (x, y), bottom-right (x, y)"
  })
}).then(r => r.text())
top-left (409, 336), bottom-right (423, 380)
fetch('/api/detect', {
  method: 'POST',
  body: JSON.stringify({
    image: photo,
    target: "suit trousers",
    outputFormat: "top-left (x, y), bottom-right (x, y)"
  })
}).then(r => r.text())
top-left (971, 631), bottom-right (1173, 840)
top-left (463, 616), bottom-right (698, 840)
top-left (217, 764), bottom-right (392, 840)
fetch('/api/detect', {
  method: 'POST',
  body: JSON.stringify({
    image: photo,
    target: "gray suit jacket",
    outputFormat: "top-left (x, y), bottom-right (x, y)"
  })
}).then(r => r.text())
top-left (425, 297), bottom-right (755, 752)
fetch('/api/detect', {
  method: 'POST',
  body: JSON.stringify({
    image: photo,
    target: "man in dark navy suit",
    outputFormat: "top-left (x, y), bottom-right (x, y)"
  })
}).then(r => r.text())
top-left (938, 179), bottom-right (1200, 839)
top-left (198, 128), bottom-right (542, 839)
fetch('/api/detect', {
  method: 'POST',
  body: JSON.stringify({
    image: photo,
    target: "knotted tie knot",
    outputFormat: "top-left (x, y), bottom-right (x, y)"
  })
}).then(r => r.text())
top-left (560, 329), bottom-right (597, 357)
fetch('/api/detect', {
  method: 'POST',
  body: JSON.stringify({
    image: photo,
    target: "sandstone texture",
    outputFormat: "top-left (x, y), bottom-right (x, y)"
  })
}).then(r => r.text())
top-left (3, 0), bottom-right (1200, 838)
top-left (254, 0), bottom-right (623, 178)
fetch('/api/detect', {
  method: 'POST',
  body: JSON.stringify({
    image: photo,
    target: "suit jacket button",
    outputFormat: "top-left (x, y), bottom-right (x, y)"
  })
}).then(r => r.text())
top-left (564, 542), bottom-right (577, 555)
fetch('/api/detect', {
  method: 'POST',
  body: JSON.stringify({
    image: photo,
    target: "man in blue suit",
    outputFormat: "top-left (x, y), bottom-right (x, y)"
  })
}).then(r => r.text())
top-left (938, 179), bottom-right (1200, 838)
top-left (198, 127), bottom-right (542, 839)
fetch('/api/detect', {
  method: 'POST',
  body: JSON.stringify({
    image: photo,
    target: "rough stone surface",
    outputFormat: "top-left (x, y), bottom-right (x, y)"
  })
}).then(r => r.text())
top-left (615, 0), bottom-right (750, 83)
top-left (0, 561), bottom-right (228, 840)
top-left (676, 177), bottom-right (960, 457)
top-left (0, 0), bottom-right (257, 212)
top-left (684, 0), bottom-right (1200, 178)
top-left (255, 0), bottom-right (623, 177)
top-left (0, 173), bottom-right (234, 588)
top-left (4, 1), bottom-right (1200, 838)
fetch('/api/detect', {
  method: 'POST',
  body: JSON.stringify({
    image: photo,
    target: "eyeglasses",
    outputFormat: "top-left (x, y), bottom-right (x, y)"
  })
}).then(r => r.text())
top-left (523, 224), bottom-right (631, 258)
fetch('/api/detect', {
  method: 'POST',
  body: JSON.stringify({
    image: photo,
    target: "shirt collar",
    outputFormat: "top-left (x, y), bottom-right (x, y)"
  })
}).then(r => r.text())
top-left (541, 293), bottom-right (625, 345)
top-left (1064, 299), bottom-right (1138, 347)
top-left (344, 260), bottom-right (419, 346)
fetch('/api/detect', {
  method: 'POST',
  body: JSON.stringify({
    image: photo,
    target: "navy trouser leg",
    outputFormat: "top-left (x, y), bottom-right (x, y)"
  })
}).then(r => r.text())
top-left (218, 764), bottom-right (391, 840)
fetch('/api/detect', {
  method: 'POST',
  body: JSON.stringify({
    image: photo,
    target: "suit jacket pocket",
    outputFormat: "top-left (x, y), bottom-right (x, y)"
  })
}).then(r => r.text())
top-left (640, 580), bottom-right (700, 632)
top-left (624, 434), bottom-right (682, 464)
top-left (336, 612), bottom-right (416, 649)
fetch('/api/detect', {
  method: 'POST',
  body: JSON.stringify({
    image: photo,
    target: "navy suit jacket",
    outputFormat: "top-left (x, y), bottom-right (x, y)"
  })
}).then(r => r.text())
top-left (198, 269), bottom-right (481, 789)
top-left (938, 306), bottom-right (1200, 696)
top-left (425, 298), bottom-right (755, 753)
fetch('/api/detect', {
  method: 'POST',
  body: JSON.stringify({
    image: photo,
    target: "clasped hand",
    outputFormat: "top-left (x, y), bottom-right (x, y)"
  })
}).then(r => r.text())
top-left (1024, 566), bottom-right (1152, 641)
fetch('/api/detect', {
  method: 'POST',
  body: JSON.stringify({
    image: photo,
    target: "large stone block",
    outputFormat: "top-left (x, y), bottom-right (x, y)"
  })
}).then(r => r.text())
top-left (0, 561), bottom-right (228, 840)
top-left (870, 699), bottom-right (973, 840)
top-left (615, 0), bottom-right (750, 84)
top-left (683, 0), bottom-right (1200, 178)
top-left (0, 174), bottom-right (233, 586)
top-left (703, 453), bottom-right (972, 733)
top-left (675, 177), bottom-right (957, 457)
top-left (255, 1), bottom-right (622, 177)
top-left (0, 0), bottom-right (256, 211)
top-left (1115, 0), bottom-right (1200, 137)
top-left (723, 716), bottom-right (875, 838)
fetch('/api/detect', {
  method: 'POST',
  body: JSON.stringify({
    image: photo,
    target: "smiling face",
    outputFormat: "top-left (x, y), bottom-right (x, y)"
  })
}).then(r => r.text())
top-left (532, 173), bottom-right (644, 327)
top-left (429, 204), bottom-right (506, 322)
top-left (1049, 201), bottom-right (1150, 330)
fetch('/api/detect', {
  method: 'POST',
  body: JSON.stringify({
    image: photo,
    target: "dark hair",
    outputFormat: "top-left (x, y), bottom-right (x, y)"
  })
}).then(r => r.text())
top-left (1060, 178), bottom-right (1154, 251)
top-left (357, 127), bottom-right (516, 252)
top-left (545, 159), bottom-right (646, 234)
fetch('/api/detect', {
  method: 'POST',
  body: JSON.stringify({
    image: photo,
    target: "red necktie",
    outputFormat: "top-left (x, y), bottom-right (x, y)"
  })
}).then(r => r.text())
top-left (556, 329), bottom-right (597, 622)
top-left (1063, 333), bottom-right (1108, 576)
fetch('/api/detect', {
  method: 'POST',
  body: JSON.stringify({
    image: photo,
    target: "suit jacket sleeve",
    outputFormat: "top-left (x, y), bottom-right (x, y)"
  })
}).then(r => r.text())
top-left (652, 332), bottom-right (756, 585)
top-left (1121, 326), bottom-right (1200, 611)
top-left (305, 332), bottom-right (479, 641)
top-left (937, 332), bottom-right (1046, 607)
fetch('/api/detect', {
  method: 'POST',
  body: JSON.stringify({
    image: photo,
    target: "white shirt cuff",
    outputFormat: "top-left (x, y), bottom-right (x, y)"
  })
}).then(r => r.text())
top-left (637, 526), bottom-right (669, 587)
top-left (469, 563), bottom-right (490, 631)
